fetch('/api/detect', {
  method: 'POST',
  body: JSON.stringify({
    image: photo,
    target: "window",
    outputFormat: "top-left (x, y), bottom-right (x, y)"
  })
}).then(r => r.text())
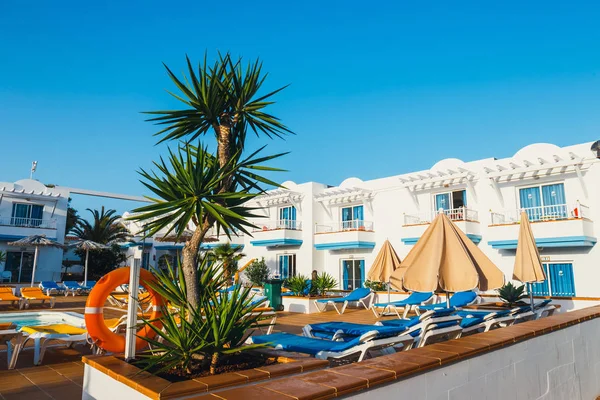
top-left (278, 206), bottom-right (297, 229)
top-left (4, 251), bottom-right (35, 282)
top-left (530, 263), bottom-right (575, 297)
top-left (434, 190), bottom-right (466, 211)
top-left (518, 183), bottom-right (567, 221)
top-left (11, 203), bottom-right (44, 226)
top-left (342, 259), bottom-right (364, 290)
top-left (341, 205), bottom-right (364, 230)
top-left (278, 254), bottom-right (296, 279)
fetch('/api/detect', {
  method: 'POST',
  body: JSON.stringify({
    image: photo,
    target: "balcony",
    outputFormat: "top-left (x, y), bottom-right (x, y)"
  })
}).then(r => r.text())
top-left (314, 220), bottom-right (376, 251)
top-left (488, 203), bottom-right (596, 249)
top-left (250, 220), bottom-right (303, 248)
top-left (401, 208), bottom-right (481, 245)
top-left (202, 227), bottom-right (245, 250)
top-left (0, 217), bottom-right (58, 241)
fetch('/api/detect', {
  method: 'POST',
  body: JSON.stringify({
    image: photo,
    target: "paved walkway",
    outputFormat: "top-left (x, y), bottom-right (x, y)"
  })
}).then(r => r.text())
top-left (0, 296), bottom-right (398, 399)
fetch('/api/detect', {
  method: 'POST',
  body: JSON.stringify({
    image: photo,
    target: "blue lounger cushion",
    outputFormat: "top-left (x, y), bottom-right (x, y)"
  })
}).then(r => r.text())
top-left (373, 291), bottom-right (433, 307)
top-left (316, 287), bottom-right (371, 303)
top-left (419, 291), bottom-right (477, 310)
top-left (307, 322), bottom-right (410, 339)
top-left (40, 281), bottom-right (64, 290)
top-left (252, 332), bottom-right (362, 355)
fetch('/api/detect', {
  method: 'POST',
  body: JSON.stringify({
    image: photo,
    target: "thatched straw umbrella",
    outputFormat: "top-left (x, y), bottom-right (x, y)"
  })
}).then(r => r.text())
top-left (8, 235), bottom-right (66, 286)
top-left (70, 240), bottom-right (110, 286)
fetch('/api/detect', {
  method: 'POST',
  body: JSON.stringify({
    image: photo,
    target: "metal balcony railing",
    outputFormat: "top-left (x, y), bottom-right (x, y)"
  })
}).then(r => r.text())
top-left (252, 220), bottom-right (302, 232)
top-left (490, 202), bottom-right (589, 225)
top-left (0, 217), bottom-right (57, 229)
top-left (403, 207), bottom-right (479, 225)
top-left (315, 220), bottom-right (374, 234)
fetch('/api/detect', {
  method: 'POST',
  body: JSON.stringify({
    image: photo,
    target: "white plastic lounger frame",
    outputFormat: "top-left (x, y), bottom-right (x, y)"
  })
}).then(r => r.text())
top-left (461, 314), bottom-right (516, 336)
top-left (245, 310), bottom-right (277, 335)
top-left (314, 330), bottom-right (414, 363)
top-left (0, 329), bottom-right (24, 370)
top-left (417, 323), bottom-right (463, 347)
top-left (20, 332), bottom-right (88, 365)
top-left (371, 295), bottom-right (436, 319)
top-left (538, 305), bottom-right (557, 318)
top-left (314, 292), bottom-right (375, 315)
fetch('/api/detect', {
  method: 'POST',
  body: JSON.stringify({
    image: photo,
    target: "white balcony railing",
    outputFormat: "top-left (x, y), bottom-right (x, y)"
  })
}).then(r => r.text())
top-left (252, 220), bottom-right (302, 232)
top-left (490, 202), bottom-right (589, 225)
top-left (403, 207), bottom-right (479, 226)
top-left (315, 220), bottom-right (374, 234)
top-left (0, 217), bottom-right (57, 229)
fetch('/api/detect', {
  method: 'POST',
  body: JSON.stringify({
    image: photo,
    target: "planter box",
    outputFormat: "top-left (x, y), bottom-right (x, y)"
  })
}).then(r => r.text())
top-left (82, 354), bottom-right (328, 400)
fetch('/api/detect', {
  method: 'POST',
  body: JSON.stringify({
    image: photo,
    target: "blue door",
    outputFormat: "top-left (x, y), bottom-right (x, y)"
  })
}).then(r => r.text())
top-left (529, 264), bottom-right (550, 296)
top-left (519, 187), bottom-right (542, 220)
top-left (548, 263), bottom-right (575, 297)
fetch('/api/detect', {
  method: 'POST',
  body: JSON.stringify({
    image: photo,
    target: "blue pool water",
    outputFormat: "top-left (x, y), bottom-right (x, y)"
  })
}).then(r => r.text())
top-left (0, 312), bottom-right (86, 330)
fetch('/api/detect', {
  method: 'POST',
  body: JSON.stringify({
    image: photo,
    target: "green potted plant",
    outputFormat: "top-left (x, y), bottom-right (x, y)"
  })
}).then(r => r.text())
top-left (364, 280), bottom-right (388, 292)
top-left (285, 275), bottom-right (310, 296)
top-left (244, 258), bottom-right (270, 288)
top-left (312, 272), bottom-right (338, 296)
top-left (497, 282), bottom-right (528, 307)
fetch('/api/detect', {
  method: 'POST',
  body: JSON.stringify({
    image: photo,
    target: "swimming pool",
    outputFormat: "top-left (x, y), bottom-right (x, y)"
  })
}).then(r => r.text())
top-left (0, 311), bottom-right (86, 330)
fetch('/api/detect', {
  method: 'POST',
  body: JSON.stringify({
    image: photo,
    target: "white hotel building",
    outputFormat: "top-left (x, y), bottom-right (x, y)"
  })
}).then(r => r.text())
top-left (229, 141), bottom-right (599, 301)
top-left (121, 140), bottom-right (600, 305)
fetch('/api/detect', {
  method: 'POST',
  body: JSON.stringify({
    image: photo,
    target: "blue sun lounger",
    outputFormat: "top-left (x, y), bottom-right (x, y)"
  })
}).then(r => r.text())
top-left (457, 309), bottom-right (514, 335)
top-left (377, 308), bottom-right (463, 347)
top-left (314, 288), bottom-right (374, 314)
top-left (416, 291), bottom-right (478, 312)
top-left (371, 291), bottom-right (434, 318)
top-left (62, 281), bottom-right (86, 296)
top-left (250, 328), bottom-right (413, 362)
top-left (39, 281), bottom-right (65, 296)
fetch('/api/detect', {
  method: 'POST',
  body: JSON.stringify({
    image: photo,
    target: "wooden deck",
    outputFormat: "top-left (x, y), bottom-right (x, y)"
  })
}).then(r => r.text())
top-left (0, 296), bottom-right (400, 399)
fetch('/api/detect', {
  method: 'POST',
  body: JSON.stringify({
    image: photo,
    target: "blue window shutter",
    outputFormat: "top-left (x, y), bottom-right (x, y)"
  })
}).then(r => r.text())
top-left (530, 264), bottom-right (549, 296)
top-left (519, 187), bottom-right (542, 220)
top-left (291, 206), bottom-right (296, 221)
top-left (541, 184), bottom-right (567, 218)
top-left (549, 263), bottom-right (575, 297)
top-left (342, 261), bottom-right (349, 290)
top-left (359, 260), bottom-right (365, 288)
top-left (353, 205), bottom-right (364, 221)
top-left (462, 190), bottom-right (467, 206)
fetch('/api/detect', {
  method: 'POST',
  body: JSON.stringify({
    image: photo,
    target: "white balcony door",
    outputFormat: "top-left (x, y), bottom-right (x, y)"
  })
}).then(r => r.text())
top-left (278, 254), bottom-right (296, 279)
top-left (11, 203), bottom-right (44, 226)
top-left (341, 205), bottom-right (364, 230)
top-left (278, 206), bottom-right (297, 229)
top-left (342, 259), bottom-right (364, 290)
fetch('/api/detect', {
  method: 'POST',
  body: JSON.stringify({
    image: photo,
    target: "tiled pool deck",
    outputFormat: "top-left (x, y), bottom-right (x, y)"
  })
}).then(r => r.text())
top-left (0, 295), bottom-right (399, 399)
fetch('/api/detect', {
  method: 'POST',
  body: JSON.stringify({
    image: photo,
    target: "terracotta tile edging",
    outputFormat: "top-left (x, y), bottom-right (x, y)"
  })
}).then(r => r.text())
top-left (83, 306), bottom-right (600, 400)
top-left (82, 354), bottom-right (329, 399)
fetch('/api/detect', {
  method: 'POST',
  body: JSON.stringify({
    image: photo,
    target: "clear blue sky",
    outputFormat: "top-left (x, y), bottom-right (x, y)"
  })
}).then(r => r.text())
top-left (1, 1), bottom-right (599, 217)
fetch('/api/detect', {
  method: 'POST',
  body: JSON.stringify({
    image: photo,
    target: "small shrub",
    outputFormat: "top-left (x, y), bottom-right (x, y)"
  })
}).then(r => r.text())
top-left (364, 280), bottom-right (388, 292)
top-left (244, 257), bottom-right (270, 287)
top-left (286, 275), bottom-right (310, 296)
top-left (497, 282), bottom-right (527, 307)
top-left (312, 272), bottom-right (338, 295)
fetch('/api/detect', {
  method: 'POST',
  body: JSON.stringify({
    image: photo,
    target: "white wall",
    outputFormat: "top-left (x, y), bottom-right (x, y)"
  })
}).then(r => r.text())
top-left (0, 179), bottom-right (69, 282)
top-left (346, 316), bottom-right (600, 400)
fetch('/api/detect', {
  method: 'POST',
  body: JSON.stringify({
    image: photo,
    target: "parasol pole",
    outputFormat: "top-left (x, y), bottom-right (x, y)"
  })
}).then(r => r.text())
top-left (31, 246), bottom-right (39, 287)
top-left (84, 249), bottom-right (90, 286)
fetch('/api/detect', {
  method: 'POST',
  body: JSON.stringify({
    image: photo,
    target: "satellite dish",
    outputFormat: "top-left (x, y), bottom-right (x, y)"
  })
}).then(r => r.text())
top-left (592, 140), bottom-right (600, 158)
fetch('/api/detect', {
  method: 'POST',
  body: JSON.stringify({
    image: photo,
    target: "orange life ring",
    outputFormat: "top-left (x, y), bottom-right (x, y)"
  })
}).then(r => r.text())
top-left (85, 267), bottom-right (164, 353)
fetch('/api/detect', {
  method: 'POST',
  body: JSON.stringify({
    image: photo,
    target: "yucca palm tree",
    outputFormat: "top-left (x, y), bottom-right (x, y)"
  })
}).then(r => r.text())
top-left (130, 143), bottom-right (284, 307)
top-left (211, 243), bottom-right (245, 282)
top-left (146, 53), bottom-right (292, 168)
top-left (72, 207), bottom-right (130, 244)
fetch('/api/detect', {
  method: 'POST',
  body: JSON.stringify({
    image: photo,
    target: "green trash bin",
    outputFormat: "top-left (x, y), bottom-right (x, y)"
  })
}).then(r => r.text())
top-left (264, 279), bottom-right (284, 311)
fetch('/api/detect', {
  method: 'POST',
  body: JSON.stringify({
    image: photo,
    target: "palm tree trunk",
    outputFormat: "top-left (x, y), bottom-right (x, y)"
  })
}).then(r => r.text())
top-left (217, 118), bottom-right (232, 170)
top-left (182, 228), bottom-right (202, 309)
top-left (209, 352), bottom-right (219, 375)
